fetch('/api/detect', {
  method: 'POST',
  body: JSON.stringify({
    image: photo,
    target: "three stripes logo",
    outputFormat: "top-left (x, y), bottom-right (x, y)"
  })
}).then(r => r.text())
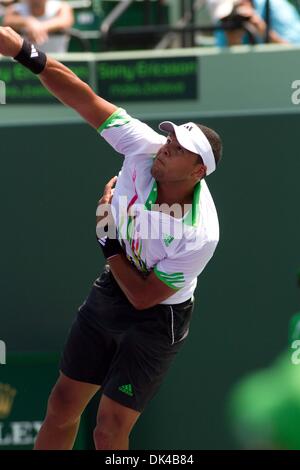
top-left (184, 124), bottom-right (193, 132)
top-left (118, 384), bottom-right (134, 397)
top-left (30, 45), bottom-right (39, 58)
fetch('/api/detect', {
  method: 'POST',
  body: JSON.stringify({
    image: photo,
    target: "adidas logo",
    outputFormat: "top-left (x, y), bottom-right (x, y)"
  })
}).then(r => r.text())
top-left (118, 384), bottom-right (134, 397)
top-left (30, 45), bottom-right (38, 58)
top-left (163, 234), bottom-right (174, 247)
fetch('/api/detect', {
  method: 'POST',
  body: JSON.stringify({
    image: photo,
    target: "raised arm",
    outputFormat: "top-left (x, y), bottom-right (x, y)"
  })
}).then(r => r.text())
top-left (0, 26), bottom-right (117, 128)
top-left (39, 57), bottom-right (117, 128)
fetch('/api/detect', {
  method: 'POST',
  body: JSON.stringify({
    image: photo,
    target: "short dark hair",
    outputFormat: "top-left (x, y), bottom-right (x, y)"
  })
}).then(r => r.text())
top-left (196, 124), bottom-right (223, 168)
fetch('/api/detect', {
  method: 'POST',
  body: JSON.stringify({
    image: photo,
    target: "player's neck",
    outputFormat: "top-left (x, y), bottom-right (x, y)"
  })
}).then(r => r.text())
top-left (156, 181), bottom-right (194, 208)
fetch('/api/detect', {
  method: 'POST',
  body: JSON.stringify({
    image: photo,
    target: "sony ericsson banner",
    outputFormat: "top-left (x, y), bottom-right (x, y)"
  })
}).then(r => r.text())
top-left (0, 56), bottom-right (198, 104)
top-left (97, 57), bottom-right (198, 102)
top-left (0, 61), bottom-right (91, 104)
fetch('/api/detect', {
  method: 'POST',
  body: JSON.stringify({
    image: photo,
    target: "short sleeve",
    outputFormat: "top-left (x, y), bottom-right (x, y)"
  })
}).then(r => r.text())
top-left (97, 108), bottom-right (166, 158)
top-left (153, 240), bottom-right (218, 290)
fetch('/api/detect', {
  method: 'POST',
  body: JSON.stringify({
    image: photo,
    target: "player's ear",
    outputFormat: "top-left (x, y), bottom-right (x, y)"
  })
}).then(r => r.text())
top-left (192, 163), bottom-right (206, 180)
top-left (201, 164), bottom-right (207, 178)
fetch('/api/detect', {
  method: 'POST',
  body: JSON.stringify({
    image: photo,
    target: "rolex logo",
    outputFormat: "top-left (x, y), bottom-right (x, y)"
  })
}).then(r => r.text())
top-left (0, 384), bottom-right (17, 419)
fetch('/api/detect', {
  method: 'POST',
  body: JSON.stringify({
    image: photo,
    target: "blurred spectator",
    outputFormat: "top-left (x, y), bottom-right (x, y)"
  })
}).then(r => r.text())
top-left (0, 6), bottom-right (4, 23)
top-left (0, 0), bottom-right (15, 25)
top-left (226, 271), bottom-right (300, 450)
top-left (227, 351), bottom-right (300, 449)
top-left (3, 0), bottom-right (74, 52)
top-left (207, 0), bottom-right (300, 46)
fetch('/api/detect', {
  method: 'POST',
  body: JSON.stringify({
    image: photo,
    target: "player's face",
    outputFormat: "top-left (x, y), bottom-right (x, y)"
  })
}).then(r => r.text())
top-left (151, 132), bottom-right (203, 182)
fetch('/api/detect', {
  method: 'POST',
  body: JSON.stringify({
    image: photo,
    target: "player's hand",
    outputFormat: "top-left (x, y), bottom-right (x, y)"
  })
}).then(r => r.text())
top-left (96, 176), bottom-right (121, 258)
top-left (96, 175), bottom-right (117, 229)
top-left (98, 175), bottom-right (118, 205)
top-left (0, 26), bottom-right (23, 57)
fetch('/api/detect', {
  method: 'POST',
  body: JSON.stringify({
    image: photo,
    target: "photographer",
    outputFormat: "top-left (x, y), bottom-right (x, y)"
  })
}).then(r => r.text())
top-left (206, 0), bottom-right (300, 46)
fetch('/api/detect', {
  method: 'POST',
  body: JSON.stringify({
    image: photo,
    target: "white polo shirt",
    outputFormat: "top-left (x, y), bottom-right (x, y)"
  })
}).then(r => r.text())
top-left (98, 108), bottom-right (219, 304)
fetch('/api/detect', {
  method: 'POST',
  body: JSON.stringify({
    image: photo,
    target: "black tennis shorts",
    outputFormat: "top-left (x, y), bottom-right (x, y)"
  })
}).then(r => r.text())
top-left (59, 265), bottom-right (194, 413)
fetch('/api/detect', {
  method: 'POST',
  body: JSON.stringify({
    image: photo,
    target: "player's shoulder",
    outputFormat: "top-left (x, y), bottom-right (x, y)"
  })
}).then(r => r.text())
top-left (99, 107), bottom-right (161, 140)
top-left (99, 107), bottom-right (166, 157)
top-left (98, 107), bottom-right (132, 133)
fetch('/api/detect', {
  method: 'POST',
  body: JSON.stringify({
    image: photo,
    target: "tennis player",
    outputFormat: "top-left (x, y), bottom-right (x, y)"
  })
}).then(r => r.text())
top-left (0, 27), bottom-right (223, 450)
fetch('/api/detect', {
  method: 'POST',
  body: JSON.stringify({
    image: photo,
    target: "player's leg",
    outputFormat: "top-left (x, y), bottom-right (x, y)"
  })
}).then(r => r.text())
top-left (34, 372), bottom-right (100, 450)
top-left (92, 298), bottom-right (194, 450)
top-left (93, 394), bottom-right (141, 450)
top-left (34, 270), bottom-right (122, 450)
top-left (34, 310), bottom-right (118, 450)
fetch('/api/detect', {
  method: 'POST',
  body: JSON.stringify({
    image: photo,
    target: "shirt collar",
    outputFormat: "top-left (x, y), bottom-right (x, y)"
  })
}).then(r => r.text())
top-left (144, 179), bottom-right (201, 227)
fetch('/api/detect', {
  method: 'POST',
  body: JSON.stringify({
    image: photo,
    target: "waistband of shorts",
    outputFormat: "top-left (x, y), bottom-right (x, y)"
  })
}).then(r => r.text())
top-left (104, 264), bottom-right (194, 309)
top-left (163, 297), bottom-right (194, 308)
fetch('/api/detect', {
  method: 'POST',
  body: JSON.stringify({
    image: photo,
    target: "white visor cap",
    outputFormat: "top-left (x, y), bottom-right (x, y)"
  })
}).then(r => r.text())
top-left (159, 121), bottom-right (216, 176)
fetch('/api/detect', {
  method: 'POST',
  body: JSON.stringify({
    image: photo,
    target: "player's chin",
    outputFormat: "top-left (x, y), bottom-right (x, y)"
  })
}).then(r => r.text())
top-left (150, 163), bottom-right (164, 180)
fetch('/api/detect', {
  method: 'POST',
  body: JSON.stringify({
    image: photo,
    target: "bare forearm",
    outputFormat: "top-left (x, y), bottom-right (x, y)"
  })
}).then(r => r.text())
top-left (0, 26), bottom-right (116, 126)
top-left (108, 254), bottom-right (148, 309)
top-left (39, 57), bottom-right (116, 127)
top-left (39, 57), bottom-right (92, 108)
